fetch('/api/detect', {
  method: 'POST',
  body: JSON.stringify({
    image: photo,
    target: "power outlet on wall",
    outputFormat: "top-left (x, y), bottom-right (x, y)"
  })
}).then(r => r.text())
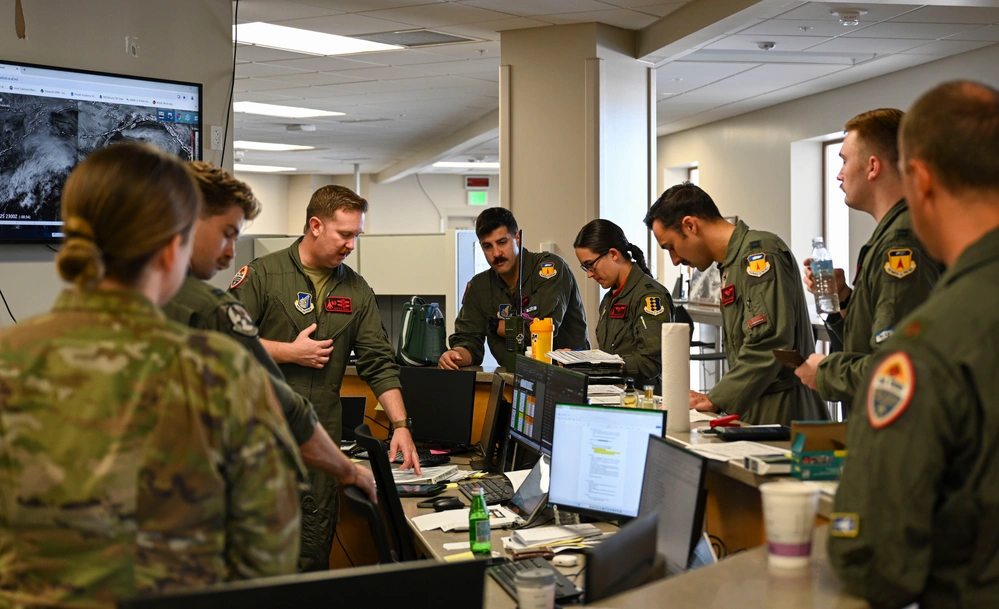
top-left (210, 125), bottom-right (223, 151)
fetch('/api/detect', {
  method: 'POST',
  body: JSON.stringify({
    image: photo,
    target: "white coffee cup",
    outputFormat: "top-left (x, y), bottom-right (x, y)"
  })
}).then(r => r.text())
top-left (759, 481), bottom-right (820, 569)
top-left (514, 568), bottom-right (555, 609)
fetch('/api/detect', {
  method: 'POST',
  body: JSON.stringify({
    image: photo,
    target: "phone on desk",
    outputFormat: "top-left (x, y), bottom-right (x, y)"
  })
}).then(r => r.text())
top-left (772, 349), bottom-right (806, 370)
top-left (396, 484), bottom-right (446, 498)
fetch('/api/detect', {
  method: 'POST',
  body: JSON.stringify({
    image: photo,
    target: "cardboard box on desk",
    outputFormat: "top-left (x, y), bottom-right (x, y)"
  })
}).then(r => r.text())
top-left (791, 421), bottom-right (847, 480)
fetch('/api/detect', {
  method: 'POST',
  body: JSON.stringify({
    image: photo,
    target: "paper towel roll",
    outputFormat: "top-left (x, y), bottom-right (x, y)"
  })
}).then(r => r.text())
top-left (662, 323), bottom-right (690, 433)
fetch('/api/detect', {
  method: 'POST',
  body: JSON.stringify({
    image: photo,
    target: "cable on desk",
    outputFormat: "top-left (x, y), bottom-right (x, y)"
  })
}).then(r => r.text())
top-left (44, 244), bottom-right (59, 253)
top-left (334, 530), bottom-right (355, 568)
top-left (709, 534), bottom-right (728, 559)
top-left (364, 415), bottom-right (389, 431)
top-left (0, 287), bottom-right (16, 324)
top-left (570, 565), bottom-right (586, 581)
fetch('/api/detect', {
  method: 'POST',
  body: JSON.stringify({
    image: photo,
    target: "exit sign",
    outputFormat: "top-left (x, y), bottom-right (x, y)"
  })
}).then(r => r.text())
top-left (468, 191), bottom-right (487, 206)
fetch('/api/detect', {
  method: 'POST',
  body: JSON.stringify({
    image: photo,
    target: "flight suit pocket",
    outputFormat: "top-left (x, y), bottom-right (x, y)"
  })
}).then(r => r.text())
top-left (743, 285), bottom-right (775, 342)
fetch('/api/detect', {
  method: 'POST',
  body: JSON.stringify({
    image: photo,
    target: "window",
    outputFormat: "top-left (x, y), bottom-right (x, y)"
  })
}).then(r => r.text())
top-left (687, 165), bottom-right (699, 186)
top-left (822, 139), bottom-right (849, 270)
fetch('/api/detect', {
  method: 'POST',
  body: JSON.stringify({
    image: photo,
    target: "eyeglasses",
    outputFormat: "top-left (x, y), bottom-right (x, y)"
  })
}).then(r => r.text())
top-left (579, 253), bottom-right (606, 273)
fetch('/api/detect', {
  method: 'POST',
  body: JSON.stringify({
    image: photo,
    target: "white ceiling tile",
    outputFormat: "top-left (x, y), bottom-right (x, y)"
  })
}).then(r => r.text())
top-left (705, 34), bottom-right (835, 52)
top-left (844, 22), bottom-right (976, 40)
top-left (458, 0), bottom-right (611, 16)
top-left (326, 50), bottom-right (466, 67)
top-left (773, 3), bottom-right (920, 23)
top-left (416, 41), bottom-right (501, 58)
top-left (276, 13), bottom-right (412, 36)
top-left (255, 56), bottom-right (384, 71)
top-left (234, 78), bottom-right (301, 92)
top-left (805, 37), bottom-right (926, 54)
top-left (296, 0), bottom-right (447, 12)
top-left (542, 9), bottom-right (660, 29)
top-left (431, 17), bottom-right (552, 39)
top-left (403, 57), bottom-right (499, 75)
top-left (236, 0), bottom-right (342, 23)
top-left (599, 0), bottom-right (686, 9)
top-left (462, 70), bottom-right (500, 82)
top-left (630, 3), bottom-right (687, 18)
top-left (889, 6), bottom-right (999, 25)
top-left (948, 25), bottom-right (999, 42)
top-left (255, 71), bottom-right (372, 86)
top-left (287, 84), bottom-right (374, 98)
top-left (235, 63), bottom-right (312, 78)
top-left (323, 65), bottom-right (431, 79)
top-left (736, 19), bottom-right (872, 38)
top-left (235, 91), bottom-right (306, 103)
top-left (358, 3), bottom-right (514, 28)
top-left (236, 45), bottom-right (314, 62)
top-left (726, 62), bottom-right (849, 86)
top-left (902, 39), bottom-right (996, 55)
top-left (656, 61), bottom-right (759, 94)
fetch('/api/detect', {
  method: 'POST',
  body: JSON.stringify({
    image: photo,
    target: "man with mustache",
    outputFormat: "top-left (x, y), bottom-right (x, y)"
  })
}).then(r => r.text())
top-left (230, 184), bottom-right (418, 571)
top-left (440, 207), bottom-right (589, 369)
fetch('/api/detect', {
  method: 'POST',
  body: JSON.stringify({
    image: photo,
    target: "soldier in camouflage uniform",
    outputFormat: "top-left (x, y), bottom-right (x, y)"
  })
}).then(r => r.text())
top-left (162, 163), bottom-right (376, 505)
top-left (231, 185), bottom-right (418, 572)
top-left (573, 219), bottom-right (674, 392)
top-left (829, 81), bottom-right (999, 609)
top-left (646, 183), bottom-right (826, 425)
top-left (796, 109), bottom-right (941, 413)
top-left (0, 144), bottom-right (303, 608)
top-left (439, 207), bottom-right (589, 369)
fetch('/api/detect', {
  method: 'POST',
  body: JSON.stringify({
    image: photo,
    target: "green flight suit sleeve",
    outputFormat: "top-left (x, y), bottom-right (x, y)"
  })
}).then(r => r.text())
top-left (708, 251), bottom-right (796, 415)
top-left (353, 286), bottom-right (402, 398)
top-left (204, 300), bottom-right (319, 447)
top-left (534, 257), bottom-right (586, 345)
top-left (448, 282), bottom-right (490, 366)
top-left (229, 264), bottom-right (265, 322)
top-left (623, 291), bottom-right (674, 383)
top-left (829, 346), bottom-right (973, 608)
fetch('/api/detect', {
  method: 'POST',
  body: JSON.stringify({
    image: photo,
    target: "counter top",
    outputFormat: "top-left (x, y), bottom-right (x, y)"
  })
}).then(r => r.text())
top-left (345, 365), bottom-right (512, 384)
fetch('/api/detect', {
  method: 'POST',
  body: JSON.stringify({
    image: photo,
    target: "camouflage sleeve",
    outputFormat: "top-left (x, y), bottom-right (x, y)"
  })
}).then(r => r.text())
top-left (624, 290), bottom-right (674, 382)
top-left (829, 346), bottom-right (971, 607)
top-left (352, 287), bottom-right (403, 398)
top-left (448, 282), bottom-right (488, 366)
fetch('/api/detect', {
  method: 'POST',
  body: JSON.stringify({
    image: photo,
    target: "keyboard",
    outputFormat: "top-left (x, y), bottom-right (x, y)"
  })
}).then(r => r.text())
top-left (459, 477), bottom-right (514, 505)
top-left (487, 556), bottom-right (583, 603)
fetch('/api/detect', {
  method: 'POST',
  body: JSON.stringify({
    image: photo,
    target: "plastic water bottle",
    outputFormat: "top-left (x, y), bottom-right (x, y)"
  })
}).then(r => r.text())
top-left (810, 237), bottom-right (841, 315)
top-left (469, 488), bottom-right (491, 556)
top-left (426, 302), bottom-right (445, 326)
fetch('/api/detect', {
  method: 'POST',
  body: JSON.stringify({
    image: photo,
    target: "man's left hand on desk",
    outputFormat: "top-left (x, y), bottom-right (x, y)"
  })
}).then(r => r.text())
top-left (689, 390), bottom-right (719, 413)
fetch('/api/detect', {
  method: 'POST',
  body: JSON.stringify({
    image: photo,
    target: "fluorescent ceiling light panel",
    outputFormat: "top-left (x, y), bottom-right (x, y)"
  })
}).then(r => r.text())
top-left (233, 101), bottom-right (344, 118)
top-left (235, 22), bottom-right (402, 56)
top-left (433, 162), bottom-right (501, 169)
top-left (234, 140), bottom-right (314, 151)
top-left (234, 164), bottom-right (297, 173)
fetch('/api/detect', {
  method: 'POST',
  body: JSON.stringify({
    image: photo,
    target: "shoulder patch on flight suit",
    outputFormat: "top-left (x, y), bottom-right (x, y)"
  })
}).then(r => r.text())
top-left (643, 297), bottom-right (665, 316)
top-left (830, 513), bottom-right (860, 538)
top-left (324, 296), bottom-right (352, 314)
top-left (226, 303), bottom-right (259, 337)
top-left (498, 304), bottom-right (512, 319)
top-left (539, 261), bottom-right (557, 279)
top-left (610, 303), bottom-right (628, 319)
top-left (867, 351), bottom-right (915, 429)
top-left (884, 248), bottom-right (916, 278)
top-left (229, 265), bottom-right (249, 290)
top-left (721, 284), bottom-right (736, 306)
top-left (746, 253), bottom-right (771, 277)
top-left (295, 292), bottom-right (314, 314)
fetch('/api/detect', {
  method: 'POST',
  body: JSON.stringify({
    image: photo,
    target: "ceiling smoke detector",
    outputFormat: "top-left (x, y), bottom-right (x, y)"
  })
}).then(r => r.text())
top-left (831, 9), bottom-right (867, 26)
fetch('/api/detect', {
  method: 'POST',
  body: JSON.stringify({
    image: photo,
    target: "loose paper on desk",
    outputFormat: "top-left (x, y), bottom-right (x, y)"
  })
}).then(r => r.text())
top-left (547, 349), bottom-right (625, 365)
top-left (588, 384), bottom-right (624, 395)
top-left (503, 468), bottom-right (531, 494)
top-left (662, 323), bottom-right (690, 433)
top-left (688, 441), bottom-right (787, 463)
top-left (392, 464), bottom-right (458, 484)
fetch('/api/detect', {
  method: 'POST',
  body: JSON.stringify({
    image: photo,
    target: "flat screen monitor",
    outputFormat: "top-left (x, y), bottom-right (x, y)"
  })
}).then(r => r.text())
top-left (638, 435), bottom-right (707, 574)
top-left (339, 396), bottom-right (366, 445)
top-left (478, 373), bottom-right (508, 471)
top-left (509, 357), bottom-right (588, 456)
top-left (548, 403), bottom-right (666, 519)
top-left (399, 367), bottom-right (476, 447)
top-left (0, 60), bottom-right (203, 242)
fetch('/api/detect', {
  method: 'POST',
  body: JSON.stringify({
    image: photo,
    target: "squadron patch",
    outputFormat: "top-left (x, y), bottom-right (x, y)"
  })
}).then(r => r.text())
top-left (325, 296), bottom-right (352, 314)
top-left (229, 265), bottom-right (249, 290)
top-left (721, 284), bottom-right (736, 307)
top-left (226, 303), bottom-right (259, 338)
top-left (746, 253), bottom-right (771, 278)
top-left (885, 248), bottom-right (916, 279)
top-left (295, 292), bottom-right (314, 314)
top-left (610, 303), bottom-right (628, 319)
top-left (498, 304), bottom-right (512, 319)
top-left (830, 513), bottom-right (860, 538)
top-left (867, 351), bottom-right (915, 429)
top-left (643, 297), bottom-right (665, 316)
top-left (539, 261), bottom-right (558, 279)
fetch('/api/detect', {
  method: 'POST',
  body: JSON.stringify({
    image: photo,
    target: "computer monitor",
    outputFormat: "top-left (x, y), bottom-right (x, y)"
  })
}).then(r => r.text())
top-left (339, 396), bottom-right (366, 445)
top-left (509, 357), bottom-right (588, 456)
top-left (584, 511), bottom-right (658, 604)
top-left (638, 435), bottom-right (708, 575)
top-left (399, 367), bottom-right (476, 447)
top-left (118, 556), bottom-right (487, 609)
top-left (477, 373), bottom-right (509, 472)
top-left (540, 365), bottom-right (588, 454)
top-left (548, 403), bottom-right (666, 519)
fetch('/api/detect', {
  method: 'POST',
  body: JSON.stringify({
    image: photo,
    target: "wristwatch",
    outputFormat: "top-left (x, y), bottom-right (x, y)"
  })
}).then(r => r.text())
top-left (391, 417), bottom-right (412, 431)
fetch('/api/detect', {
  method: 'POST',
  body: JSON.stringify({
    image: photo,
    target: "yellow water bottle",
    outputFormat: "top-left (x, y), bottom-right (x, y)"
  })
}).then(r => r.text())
top-left (530, 317), bottom-right (553, 364)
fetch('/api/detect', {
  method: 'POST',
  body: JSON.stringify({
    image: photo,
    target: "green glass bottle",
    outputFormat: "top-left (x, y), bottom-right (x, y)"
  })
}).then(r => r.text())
top-left (469, 488), bottom-right (492, 556)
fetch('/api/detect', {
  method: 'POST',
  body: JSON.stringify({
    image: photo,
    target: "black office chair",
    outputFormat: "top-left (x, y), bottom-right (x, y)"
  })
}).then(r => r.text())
top-left (675, 305), bottom-right (727, 362)
top-left (354, 424), bottom-right (418, 562)
top-left (343, 485), bottom-right (396, 564)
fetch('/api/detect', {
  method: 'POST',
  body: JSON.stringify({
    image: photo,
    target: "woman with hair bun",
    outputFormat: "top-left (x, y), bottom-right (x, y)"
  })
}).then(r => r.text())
top-left (574, 219), bottom-right (675, 393)
top-left (0, 143), bottom-right (304, 607)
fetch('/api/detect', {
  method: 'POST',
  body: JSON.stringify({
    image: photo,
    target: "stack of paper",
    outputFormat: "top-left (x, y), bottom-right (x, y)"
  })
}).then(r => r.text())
top-left (392, 465), bottom-right (459, 484)
top-left (511, 523), bottom-right (602, 548)
top-left (687, 441), bottom-right (787, 463)
top-left (546, 350), bottom-right (625, 381)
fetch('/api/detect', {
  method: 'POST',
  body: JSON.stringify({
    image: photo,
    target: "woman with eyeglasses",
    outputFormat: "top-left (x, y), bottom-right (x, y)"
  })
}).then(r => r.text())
top-left (574, 219), bottom-right (675, 393)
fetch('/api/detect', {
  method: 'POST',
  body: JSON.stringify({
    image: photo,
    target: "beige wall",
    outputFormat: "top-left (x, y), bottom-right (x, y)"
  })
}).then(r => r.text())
top-left (0, 0), bottom-right (232, 328)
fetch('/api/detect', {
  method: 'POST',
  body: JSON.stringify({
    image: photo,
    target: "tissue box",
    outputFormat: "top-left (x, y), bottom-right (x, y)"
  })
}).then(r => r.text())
top-left (790, 421), bottom-right (847, 480)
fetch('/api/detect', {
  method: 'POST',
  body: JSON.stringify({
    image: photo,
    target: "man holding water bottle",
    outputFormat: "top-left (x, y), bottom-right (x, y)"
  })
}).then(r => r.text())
top-left (796, 109), bottom-right (941, 412)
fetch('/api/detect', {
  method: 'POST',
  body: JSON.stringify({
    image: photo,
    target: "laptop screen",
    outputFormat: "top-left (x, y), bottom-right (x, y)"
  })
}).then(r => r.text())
top-left (507, 455), bottom-right (549, 522)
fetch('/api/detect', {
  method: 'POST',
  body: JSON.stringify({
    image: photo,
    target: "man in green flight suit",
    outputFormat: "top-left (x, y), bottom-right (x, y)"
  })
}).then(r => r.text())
top-left (829, 81), bottom-right (999, 609)
top-left (230, 184), bottom-right (419, 572)
top-left (439, 207), bottom-right (589, 369)
top-left (646, 183), bottom-right (826, 425)
top-left (794, 109), bottom-right (941, 413)
top-left (163, 163), bottom-right (376, 505)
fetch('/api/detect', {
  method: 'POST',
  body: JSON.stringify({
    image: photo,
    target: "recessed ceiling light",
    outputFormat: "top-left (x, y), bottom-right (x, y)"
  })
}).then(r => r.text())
top-left (234, 164), bottom-right (297, 173)
top-left (234, 140), bottom-right (315, 151)
top-left (234, 22), bottom-right (402, 56)
top-left (233, 101), bottom-right (344, 118)
top-left (433, 161), bottom-right (500, 169)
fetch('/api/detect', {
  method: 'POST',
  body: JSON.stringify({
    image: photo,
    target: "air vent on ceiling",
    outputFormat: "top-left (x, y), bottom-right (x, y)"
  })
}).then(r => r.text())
top-left (354, 29), bottom-right (478, 48)
top-left (335, 118), bottom-right (392, 124)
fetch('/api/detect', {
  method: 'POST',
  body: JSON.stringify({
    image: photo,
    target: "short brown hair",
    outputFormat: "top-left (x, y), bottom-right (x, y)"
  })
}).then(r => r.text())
top-left (844, 108), bottom-right (904, 171)
top-left (644, 182), bottom-right (723, 232)
top-left (306, 185), bottom-right (368, 225)
top-left (901, 81), bottom-right (999, 194)
top-left (187, 161), bottom-right (261, 221)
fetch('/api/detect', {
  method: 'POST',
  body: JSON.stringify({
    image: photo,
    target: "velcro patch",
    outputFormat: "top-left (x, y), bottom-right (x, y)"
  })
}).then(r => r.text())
top-left (610, 303), bottom-right (628, 319)
top-left (721, 284), bottom-right (736, 306)
top-left (643, 297), bottom-right (665, 316)
top-left (229, 265), bottom-right (249, 290)
top-left (226, 303), bottom-right (259, 338)
top-left (867, 351), bottom-right (915, 429)
top-left (885, 248), bottom-right (916, 278)
top-left (498, 304), bottom-right (512, 319)
top-left (539, 261), bottom-right (557, 279)
top-left (747, 314), bottom-right (767, 329)
top-left (746, 253), bottom-right (771, 278)
top-left (874, 329), bottom-right (893, 344)
top-left (324, 296), bottom-right (352, 314)
top-left (295, 292), bottom-right (314, 314)
top-left (830, 513), bottom-right (859, 538)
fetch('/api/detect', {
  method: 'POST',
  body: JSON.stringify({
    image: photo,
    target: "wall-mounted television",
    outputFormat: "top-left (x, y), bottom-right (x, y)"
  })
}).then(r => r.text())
top-left (0, 60), bottom-right (203, 242)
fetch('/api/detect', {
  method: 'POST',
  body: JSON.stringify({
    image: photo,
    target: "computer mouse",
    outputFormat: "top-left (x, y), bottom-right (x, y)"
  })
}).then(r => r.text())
top-left (431, 497), bottom-right (465, 512)
top-left (552, 554), bottom-right (578, 568)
